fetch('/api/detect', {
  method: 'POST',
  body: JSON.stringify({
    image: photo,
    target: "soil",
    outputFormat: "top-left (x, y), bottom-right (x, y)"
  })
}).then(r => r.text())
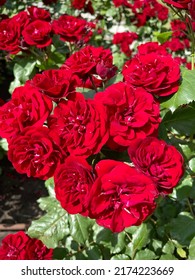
top-left (0, 156), bottom-right (48, 242)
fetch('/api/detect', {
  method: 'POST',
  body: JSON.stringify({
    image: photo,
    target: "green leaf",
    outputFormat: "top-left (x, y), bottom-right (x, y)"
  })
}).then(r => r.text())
top-left (69, 214), bottom-right (95, 244)
top-left (111, 232), bottom-right (126, 254)
top-left (168, 212), bottom-right (195, 246)
top-left (162, 102), bottom-right (195, 135)
top-left (86, 245), bottom-right (102, 260)
top-left (189, 158), bottom-right (195, 173)
top-left (177, 247), bottom-right (187, 259)
top-left (162, 240), bottom-right (175, 255)
top-left (160, 254), bottom-right (178, 260)
top-left (111, 254), bottom-right (130, 260)
top-left (161, 68), bottom-right (195, 112)
top-left (126, 223), bottom-right (151, 258)
top-left (189, 236), bottom-right (195, 259)
top-left (153, 31), bottom-right (172, 44)
top-left (134, 249), bottom-right (156, 260)
top-left (13, 57), bottom-right (37, 84)
top-left (45, 177), bottom-right (55, 197)
top-left (176, 176), bottom-right (195, 200)
top-left (27, 207), bottom-right (69, 248)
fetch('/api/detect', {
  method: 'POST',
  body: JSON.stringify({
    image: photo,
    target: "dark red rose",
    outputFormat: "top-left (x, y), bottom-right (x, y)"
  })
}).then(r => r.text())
top-left (52, 14), bottom-right (95, 44)
top-left (22, 19), bottom-right (52, 48)
top-left (95, 82), bottom-right (161, 151)
top-left (28, 69), bottom-right (80, 100)
top-left (128, 137), bottom-right (184, 195)
top-left (0, 17), bottom-right (21, 54)
top-left (0, 231), bottom-right (53, 260)
top-left (87, 160), bottom-right (158, 233)
top-left (8, 126), bottom-right (65, 180)
top-left (43, 0), bottom-right (58, 4)
top-left (54, 156), bottom-right (95, 215)
top-left (27, 6), bottom-right (51, 22)
top-left (122, 53), bottom-right (181, 97)
top-left (163, 0), bottom-right (191, 9)
top-left (0, 231), bottom-right (29, 260)
top-left (63, 45), bottom-right (117, 85)
top-left (25, 239), bottom-right (53, 260)
top-left (0, 0), bottom-right (6, 6)
top-left (112, 0), bottom-right (132, 8)
top-left (71, 0), bottom-right (86, 9)
top-left (163, 37), bottom-right (186, 52)
top-left (48, 97), bottom-right (109, 158)
top-left (0, 84), bottom-right (53, 140)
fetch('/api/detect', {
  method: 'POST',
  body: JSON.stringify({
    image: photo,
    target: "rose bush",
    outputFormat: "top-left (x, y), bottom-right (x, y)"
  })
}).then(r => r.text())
top-left (0, 0), bottom-right (194, 260)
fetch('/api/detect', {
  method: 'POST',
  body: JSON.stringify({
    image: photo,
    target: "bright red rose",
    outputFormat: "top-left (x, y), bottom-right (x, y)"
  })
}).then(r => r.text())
top-left (122, 53), bottom-right (181, 97)
top-left (0, 84), bottom-right (53, 140)
top-left (48, 97), bottom-right (109, 157)
top-left (52, 14), bottom-right (95, 44)
top-left (25, 239), bottom-right (53, 260)
top-left (0, 231), bottom-right (29, 260)
top-left (87, 160), bottom-right (158, 233)
top-left (163, 37), bottom-right (186, 52)
top-left (112, 0), bottom-right (132, 8)
top-left (0, 231), bottom-right (53, 260)
top-left (128, 137), bottom-right (184, 195)
top-left (27, 6), bottom-right (51, 22)
top-left (0, 17), bottom-right (21, 54)
top-left (54, 156), bottom-right (95, 215)
top-left (12, 11), bottom-right (30, 31)
top-left (95, 82), bottom-right (161, 151)
top-left (63, 45), bottom-right (117, 85)
top-left (163, 0), bottom-right (191, 9)
top-left (8, 126), bottom-right (65, 180)
top-left (28, 69), bottom-right (80, 101)
top-left (22, 19), bottom-right (52, 48)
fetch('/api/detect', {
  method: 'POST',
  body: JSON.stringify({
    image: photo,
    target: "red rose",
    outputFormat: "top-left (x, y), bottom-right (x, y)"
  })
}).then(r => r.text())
top-left (8, 126), bottom-right (65, 180)
top-left (12, 11), bottom-right (30, 31)
top-left (71, 0), bottom-right (86, 9)
top-left (0, 231), bottom-right (29, 260)
top-left (48, 97), bottom-right (109, 157)
top-left (27, 6), bottom-right (51, 22)
top-left (52, 14), bottom-right (95, 44)
top-left (0, 17), bottom-right (21, 54)
top-left (113, 32), bottom-right (138, 57)
top-left (22, 19), bottom-right (52, 48)
top-left (0, 231), bottom-right (53, 260)
top-left (54, 156), bottom-right (95, 215)
top-left (137, 42), bottom-right (168, 55)
top-left (63, 45), bottom-right (117, 85)
top-left (87, 160), bottom-right (158, 233)
top-left (25, 239), bottom-right (53, 260)
top-left (95, 82), bottom-right (161, 150)
top-left (112, 0), bottom-right (132, 8)
top-left (163, 0), bottom-right (191, 9)
top-left (0, 0), bottom-right (6, 6)
top-left (0, 84), bottom-right (53, 140)
top-left (28, 69), bottom-right (80, 100)
top-left (122, 53), bottom-right (181, 97)
top-left (128, 137), bottom-right (184, 195)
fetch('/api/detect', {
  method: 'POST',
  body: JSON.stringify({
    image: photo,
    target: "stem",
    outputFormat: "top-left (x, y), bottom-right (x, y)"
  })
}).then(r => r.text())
top-left (187, 198), bottom-right (195, 217)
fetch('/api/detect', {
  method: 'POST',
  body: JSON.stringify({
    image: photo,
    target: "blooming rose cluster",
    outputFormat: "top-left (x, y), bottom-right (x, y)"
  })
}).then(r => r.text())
top-left (112, 0), bottom-right (169, 26)
top-left (0, 37), bottom-right (184, 233)
top-left (0, 6), bottom-right (95, 54)
top-left (0, 231), bottom-right (53, 260)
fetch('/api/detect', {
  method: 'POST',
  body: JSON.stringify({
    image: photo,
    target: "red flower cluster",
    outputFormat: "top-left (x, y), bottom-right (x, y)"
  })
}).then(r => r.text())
top-left (163, 0), bottom-right (191, 9)
top-left (0, 231), bottom-right (53, 260)
top-left (113, 31), bottom-right (138, 56)
top-left (0, 6), bottom-right (95, 54)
